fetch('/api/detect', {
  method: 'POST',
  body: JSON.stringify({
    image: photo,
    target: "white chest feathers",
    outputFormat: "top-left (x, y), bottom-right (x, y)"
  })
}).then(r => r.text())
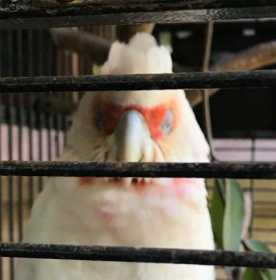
top-left (19, 177), bottom-right (215, 280)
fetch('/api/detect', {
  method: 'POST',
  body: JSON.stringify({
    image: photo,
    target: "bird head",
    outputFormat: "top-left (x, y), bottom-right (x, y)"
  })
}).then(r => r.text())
top-left (67, 33), bottom-right (209, 185)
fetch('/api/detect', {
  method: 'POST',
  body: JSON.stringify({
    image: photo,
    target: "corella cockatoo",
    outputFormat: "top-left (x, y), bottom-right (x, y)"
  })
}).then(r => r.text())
top-left (15, 33), bottom-right (215, 280)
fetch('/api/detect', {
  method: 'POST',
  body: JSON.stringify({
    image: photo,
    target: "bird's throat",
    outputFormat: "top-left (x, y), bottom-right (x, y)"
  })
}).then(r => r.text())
top-left (78, 177), bottom-right (205, 198)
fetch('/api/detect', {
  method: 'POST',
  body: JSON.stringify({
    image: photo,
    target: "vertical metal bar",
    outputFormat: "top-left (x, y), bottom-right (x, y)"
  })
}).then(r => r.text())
top-left (37, 111), bottom-right (44, 192)
top-left (49, 33), bottom-right (61, 160)
top-left (47, 112), bottom-right (53, 163)
top-left (0, 123), bottom-right (2, 280)
top-left (37, 30), bottom-right (45, 193)
top-left (16, 29), bottom-right (24, 242)
top-left (51, 39), bottom-right (63, 159)
top-left (27, 30), bottom-right (34, 212)
top-left (0, 29), bottom-right (3, 280)
top-left (60, 49), bottom-right (70, 156)
top-left (0, 12), bottom-right (4, 280)
top-left (55, 113), bottom-right (62, 158)
top-left (46, 32), bottom-right (53, 164)
top-left (53, 91), bottom-right (61, 157)
top-left (249, 138), bottom-right (256, 238)
top-left (64, 51), bottom-right (71, 147)
top-left (6, 29), bottom-right (14, 280)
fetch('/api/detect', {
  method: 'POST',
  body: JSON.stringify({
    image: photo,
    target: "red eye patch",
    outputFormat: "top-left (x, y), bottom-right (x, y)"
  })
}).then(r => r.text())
top-left (94, 101), bottom-right (176, 140)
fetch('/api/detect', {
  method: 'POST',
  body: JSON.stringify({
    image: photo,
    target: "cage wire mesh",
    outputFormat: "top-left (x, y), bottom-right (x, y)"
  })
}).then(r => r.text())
top-left (0, 28), bottom-right (66, 280)
top-left (0, 8), bottom-right (276, 280)
top-left (0, 25), bottom-right (116, 280)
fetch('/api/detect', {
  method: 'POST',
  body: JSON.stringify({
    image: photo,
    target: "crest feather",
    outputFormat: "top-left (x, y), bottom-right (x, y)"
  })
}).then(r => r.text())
top-left (101, 33), bottom-right (173, 75)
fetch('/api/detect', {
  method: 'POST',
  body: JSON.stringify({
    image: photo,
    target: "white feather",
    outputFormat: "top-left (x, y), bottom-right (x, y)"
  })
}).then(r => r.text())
top-left (101, 33), bottom-right (172, 75)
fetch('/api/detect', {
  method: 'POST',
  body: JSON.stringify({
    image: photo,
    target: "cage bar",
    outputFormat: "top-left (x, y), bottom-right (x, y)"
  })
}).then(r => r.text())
top-left (2, 3), bottom-right (276, 28)
top-left (0, 243), bottom-right (276, 269)
top-left (6, 30), bottom-right (15, 280)
top-left (5, 0), bottom-right (276, 13)
top-left (16, 29), bottom-right (24, 243)
top-left (0, 30), bottom-right (4, 280)
top-left (0, 161), bottom-right (273, 179)
top-left (1, 70), bottom-right (276, 92)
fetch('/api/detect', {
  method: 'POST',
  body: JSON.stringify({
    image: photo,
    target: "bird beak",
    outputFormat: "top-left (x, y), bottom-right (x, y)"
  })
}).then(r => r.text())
top-left (110, 110), bottom-right (152, 162)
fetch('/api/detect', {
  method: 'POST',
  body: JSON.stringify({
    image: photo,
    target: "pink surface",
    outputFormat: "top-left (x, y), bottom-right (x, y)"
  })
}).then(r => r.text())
top-left (0, 124), bottom-right (64, 161)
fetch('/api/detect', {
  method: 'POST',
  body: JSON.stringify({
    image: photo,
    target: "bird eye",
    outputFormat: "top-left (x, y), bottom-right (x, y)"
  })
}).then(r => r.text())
top-left (161, 110), bottom-right (173, 135)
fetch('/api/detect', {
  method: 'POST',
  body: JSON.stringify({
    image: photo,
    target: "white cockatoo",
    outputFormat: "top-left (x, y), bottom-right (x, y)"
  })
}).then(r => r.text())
top-left (15, 33), bottom-right (215, 280)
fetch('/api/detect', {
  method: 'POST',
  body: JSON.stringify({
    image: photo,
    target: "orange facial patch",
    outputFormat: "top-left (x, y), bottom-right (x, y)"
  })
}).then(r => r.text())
top-left (93, 99), bottom-right (177, 140)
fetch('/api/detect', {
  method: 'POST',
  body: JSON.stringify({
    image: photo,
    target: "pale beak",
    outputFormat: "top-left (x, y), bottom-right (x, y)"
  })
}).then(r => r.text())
top-left (110, 110), bottom-right (152, 162)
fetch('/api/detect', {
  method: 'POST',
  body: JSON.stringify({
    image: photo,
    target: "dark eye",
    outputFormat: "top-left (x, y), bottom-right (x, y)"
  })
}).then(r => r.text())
top-left (161, 110), bottom-right (173, 135)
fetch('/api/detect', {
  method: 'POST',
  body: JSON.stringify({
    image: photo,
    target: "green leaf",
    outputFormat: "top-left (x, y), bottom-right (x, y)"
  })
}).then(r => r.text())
top-left (246, 240), bottom-right (271, 253)
top-left (265, 270), bottom-right (276, 280)
top-left (223, 179), bottom-right (244, 251)
top-left (246, 240), bottom-right (276, 280)
top-left (243, 269), bottom-right (273, 280)
top-left (92, 64), bottom-right (101, 75)
top-left (243, 268), bottom-right (263, 280)
top-left (209, 179), bottom-right (225, 249)
top-left (159, 32), bottom-right (172, 53)
top-left (260, 270), bottom-right (275, 280)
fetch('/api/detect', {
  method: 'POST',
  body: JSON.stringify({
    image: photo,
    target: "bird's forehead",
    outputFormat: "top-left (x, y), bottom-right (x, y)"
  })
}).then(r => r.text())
top-left (93, 90), bottom-right (183, 107)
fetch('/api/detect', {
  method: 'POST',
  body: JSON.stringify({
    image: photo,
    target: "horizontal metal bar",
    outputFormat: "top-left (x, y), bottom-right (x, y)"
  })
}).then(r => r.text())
top-left (0, 161), bottom-right (275, 179)
top-left (24, 0), bottom-right (276, 11)
top-left (1, 70), bottom-right (276, 93)
top-left (1, 243), bottom-right (276, 268)
top-left (1, 4), bottom-right (276, 29)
